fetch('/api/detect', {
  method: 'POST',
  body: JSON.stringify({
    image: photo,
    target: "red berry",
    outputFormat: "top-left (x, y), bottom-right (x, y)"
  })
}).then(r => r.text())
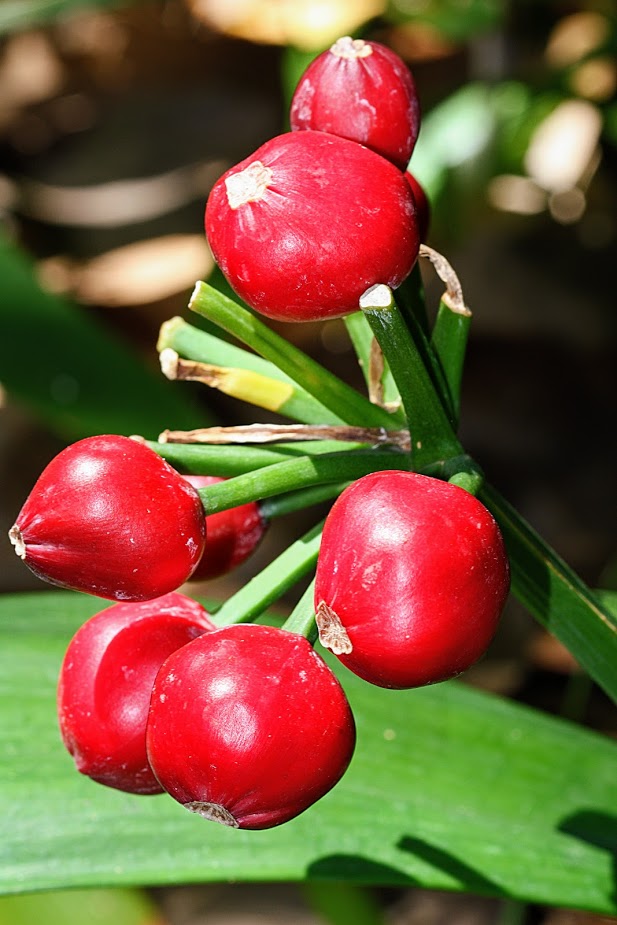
top-left (57, 592), bottom-right (215, 794)
top-left (314, 471), bottom-right (510, 689)
top-left (9, 435), bottom-right (207, 602)
top-left (290, 36), bottom-right (420, 171)
top-left (183, 475), bottom-right (267, 581)
top-left (205, 130), bottom-right (419, 322)
top-left (405, 171), bottom-right (430, 241)
top-left (146, 624), bottom-right (356, 829)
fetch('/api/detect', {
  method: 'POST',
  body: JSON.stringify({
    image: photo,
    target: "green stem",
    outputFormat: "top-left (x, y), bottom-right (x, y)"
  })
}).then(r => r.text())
top-left (395, 261), bottom-right (430, 336)
top-left (281, 578), bottom-right (318, 643)
top-left (430, 299), bottom-right (471, 423)
top-left (148, 439), bottom-right (371, 476)
top-left (480, 482), bottom-right (617, 705)
top-left (448, 468), bottom-right (484, 496)
top-left (212, 523), bottom-right (322, 628)
top-left (260, 482), bottom-right (346, 520)
top-left (159, 316), bottom-right (344, 426)
top-left (343, 312), bottom-right (403, 416)
top-left (196, 449), bottom-right (407, 514)
top-left (189, 282), bottom-right (398, 430)
top-left (421, 243), bottom-right (472, 423)
top-left (360, 285), bottom-right (462, 469)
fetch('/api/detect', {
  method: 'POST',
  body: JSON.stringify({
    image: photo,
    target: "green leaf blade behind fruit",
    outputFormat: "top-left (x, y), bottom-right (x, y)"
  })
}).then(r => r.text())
top-left (0, 590), bottom-right (615, 913)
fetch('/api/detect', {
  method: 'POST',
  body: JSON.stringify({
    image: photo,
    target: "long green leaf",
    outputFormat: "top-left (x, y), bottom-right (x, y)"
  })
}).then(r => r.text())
top-left (481, 483), bottom-right (617, 705)
top-left (1, 591), bottom-right (615, 912)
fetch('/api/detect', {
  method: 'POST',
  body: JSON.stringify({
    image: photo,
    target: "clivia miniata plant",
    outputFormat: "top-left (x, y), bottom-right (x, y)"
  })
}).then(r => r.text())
top-left (5, 31), bottom-right (617, 907)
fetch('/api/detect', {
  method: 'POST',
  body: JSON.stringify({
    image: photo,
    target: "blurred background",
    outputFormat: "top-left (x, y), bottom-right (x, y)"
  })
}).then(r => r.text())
top-left (0, 0), bottom-right (616, 922)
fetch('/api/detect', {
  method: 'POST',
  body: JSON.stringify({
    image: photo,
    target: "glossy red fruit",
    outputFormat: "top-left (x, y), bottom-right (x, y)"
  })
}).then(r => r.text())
top-left (9, 435), bottom-right (206, 602)
top-left (58, 592), bottom-right (215, 794)
top-left (146, 624), bottom-right (356, 829)
top-left (290, 36), bottom-right (420, 171)
top-left (183, 475), bottom-right (267, 581)
top-left (314, 471), bottom-right (510, 689)
top-left (405, 171), bottom-right (430, 241)
top-left (205, 130), bottom-right (419, 322)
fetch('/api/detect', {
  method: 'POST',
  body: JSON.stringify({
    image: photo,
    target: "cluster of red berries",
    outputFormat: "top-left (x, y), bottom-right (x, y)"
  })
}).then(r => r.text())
top-left (206, 34), bottom-right (429, 322)
top-left (9, 38), bottom-right (510, 830)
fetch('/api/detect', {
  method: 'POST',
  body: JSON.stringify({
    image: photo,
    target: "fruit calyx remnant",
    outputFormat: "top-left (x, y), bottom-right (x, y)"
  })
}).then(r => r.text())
top-left (316, 600), bottom-right (353, 655)
top-left (8, 524), bottom-right (25, 559)
top-left (225, 161), bottom-right (273, 210)
top-left (330, 36), bottom-right (373, 60)
top-left (184, 800), bottom-right (239, 827)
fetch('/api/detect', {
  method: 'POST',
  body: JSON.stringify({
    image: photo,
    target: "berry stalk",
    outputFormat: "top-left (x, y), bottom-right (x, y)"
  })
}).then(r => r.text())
top-left (158, 317), bottom-right (344, 425)
top-left (148, 438), bottom-right (372, 475)
top-left (360, 285), bottom-right (463, 469)
top-left (195, 448), bottom-right (409, 515)
top-left (212, 522), bottom-right (323, 628)
top-left (423, 245), bottom-right (472, 424)
top-left (280, 579), bottom-right (318, 644)
top-left (189, 281), bottom-right (401, 430)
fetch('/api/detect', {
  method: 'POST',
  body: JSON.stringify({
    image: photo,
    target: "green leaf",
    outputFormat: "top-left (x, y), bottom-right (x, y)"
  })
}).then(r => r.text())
top-left (0, 235), bottom-right (203, 440)
top-left (1, 590), bottom-right (616, 913)
top-left (480, 483), bottom-right (617, 705)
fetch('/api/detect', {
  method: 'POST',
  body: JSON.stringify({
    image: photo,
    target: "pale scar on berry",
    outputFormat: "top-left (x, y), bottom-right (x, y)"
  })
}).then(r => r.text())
top-left (8, 524), bottom-right (26, 559)
top-left (184, 801), bottom-right (239, 827)
top-left (225, 161), bottom-right (273, 210)
top-left (316, 600), bottom-right (353, 655)
top-left (330, 36), bottom-right (373, 60)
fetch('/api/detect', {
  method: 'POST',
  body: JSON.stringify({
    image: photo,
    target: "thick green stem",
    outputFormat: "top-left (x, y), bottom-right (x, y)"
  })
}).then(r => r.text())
top-left (196, 449), bottom-right (407, 514)
top-left (189, 282), bottom-right (398, 430)
top-left (281, 578), bottom-right (318, 644)
top-left (395, 261), bottom-right (430, 335)
top-left (360, 285), bottom-right (462, 469)
top-left (148, 439), bottom-right (370, 476)
top-left (480, 482), bottom-right (617, 705)
top-left (212, 523), bottom-right (322, 628)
